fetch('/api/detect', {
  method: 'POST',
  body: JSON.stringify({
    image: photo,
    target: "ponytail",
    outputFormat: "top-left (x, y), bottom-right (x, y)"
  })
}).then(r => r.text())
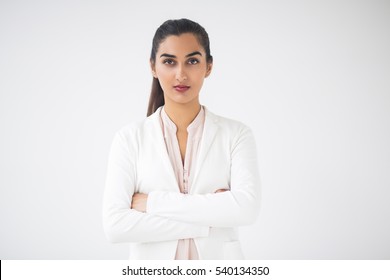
top-left (147, 78), bottom-right (164, 117)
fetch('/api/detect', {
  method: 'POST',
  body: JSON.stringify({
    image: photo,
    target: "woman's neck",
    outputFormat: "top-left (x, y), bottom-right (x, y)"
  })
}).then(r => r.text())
top-left (164, 102), bottom-right (201, 131)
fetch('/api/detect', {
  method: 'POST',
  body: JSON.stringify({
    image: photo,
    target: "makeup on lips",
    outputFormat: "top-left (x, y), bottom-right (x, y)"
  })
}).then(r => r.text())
top-left (174, 85), bottom-right (190, 93)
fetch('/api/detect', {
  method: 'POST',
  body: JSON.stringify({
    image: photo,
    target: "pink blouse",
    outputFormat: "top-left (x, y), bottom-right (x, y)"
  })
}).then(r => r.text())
top-left (159, 105), bottom-right (205, 260)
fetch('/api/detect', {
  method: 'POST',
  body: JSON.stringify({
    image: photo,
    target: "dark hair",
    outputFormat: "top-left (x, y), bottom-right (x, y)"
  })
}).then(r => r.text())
top-left (147, 18), bottom-right (213, 117)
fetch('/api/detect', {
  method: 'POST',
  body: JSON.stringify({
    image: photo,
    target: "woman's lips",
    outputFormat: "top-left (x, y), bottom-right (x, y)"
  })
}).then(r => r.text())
top-left (174, 85), bottom-right (190, 92)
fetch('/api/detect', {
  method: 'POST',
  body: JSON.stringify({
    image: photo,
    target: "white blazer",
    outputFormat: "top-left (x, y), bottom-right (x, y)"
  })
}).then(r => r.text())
top-left (103, 106), bottom-right (261, 259)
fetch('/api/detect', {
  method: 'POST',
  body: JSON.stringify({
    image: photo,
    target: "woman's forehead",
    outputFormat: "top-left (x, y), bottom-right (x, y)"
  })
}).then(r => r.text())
top-left (157, 33), bottom-right (204, 56)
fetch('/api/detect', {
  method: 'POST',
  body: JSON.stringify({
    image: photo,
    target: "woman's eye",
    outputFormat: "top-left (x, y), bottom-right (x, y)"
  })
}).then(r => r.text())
top-left (163, 59), bottom-right (175, 65)
top-left (188, 58), bottom-right (199, 65)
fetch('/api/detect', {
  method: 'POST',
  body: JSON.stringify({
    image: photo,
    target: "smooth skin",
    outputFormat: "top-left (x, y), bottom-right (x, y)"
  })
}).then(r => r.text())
top-left (131, 33), bottom-right (226, 213)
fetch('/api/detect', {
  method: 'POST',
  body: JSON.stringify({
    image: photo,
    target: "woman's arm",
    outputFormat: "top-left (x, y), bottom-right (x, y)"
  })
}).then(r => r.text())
top-left (103, 131), bottom-right (209, 243)
top-left (131, 188), bottom-right (228, 212)
top-left (145, 126), bottom-right (261, 227)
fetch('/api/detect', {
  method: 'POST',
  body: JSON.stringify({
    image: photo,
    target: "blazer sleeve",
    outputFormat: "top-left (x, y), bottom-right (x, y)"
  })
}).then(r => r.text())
top-left (103, 130), bottom-right (209, 243)
top-left (146, 125), bottom-right (261, 227)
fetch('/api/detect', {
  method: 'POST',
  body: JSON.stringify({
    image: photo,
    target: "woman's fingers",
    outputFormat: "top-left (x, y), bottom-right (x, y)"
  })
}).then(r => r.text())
top-left (215, 188), bottom-right (229, 193)
top-left (131, 193), bottom-right (148, 212)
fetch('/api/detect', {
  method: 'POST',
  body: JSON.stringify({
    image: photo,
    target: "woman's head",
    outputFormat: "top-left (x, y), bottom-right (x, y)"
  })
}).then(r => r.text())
top-left (150, 19), bottom-right (213, 65)
top-left (147, 19), bottom-right (213, 116)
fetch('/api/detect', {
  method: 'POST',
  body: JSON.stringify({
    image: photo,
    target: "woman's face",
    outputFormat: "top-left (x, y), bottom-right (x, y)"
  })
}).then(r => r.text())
top-left (152, 33), bottom-right (212, 107)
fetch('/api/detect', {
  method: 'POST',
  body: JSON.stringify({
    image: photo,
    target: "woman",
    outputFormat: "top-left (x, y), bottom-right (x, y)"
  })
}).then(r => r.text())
top-left (103, 18), bottom-right (260, 260)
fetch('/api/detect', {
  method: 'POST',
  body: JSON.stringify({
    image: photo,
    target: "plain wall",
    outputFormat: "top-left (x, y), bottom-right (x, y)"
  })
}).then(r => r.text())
top-left (0, 0), bottom-right (389, 259)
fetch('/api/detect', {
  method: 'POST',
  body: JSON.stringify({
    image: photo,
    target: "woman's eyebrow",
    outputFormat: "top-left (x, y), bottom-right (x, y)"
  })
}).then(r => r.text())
top-left (186, 51), bottom-right (202, 57)
top-left (160, 53), bottom-right (176, 58)
top-left (160, 51), bottom-right (202, 58)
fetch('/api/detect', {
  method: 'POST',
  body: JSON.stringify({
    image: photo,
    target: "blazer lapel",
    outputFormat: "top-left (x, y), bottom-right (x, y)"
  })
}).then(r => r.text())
top-left (191, 107), bottom-right (219, 189)
top-left (150, 107), bottom-right (180, 191)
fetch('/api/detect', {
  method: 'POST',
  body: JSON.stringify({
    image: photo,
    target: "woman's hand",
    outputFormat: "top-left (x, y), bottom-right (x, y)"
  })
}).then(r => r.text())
top-left (131, 193), bottom-right (148, 212)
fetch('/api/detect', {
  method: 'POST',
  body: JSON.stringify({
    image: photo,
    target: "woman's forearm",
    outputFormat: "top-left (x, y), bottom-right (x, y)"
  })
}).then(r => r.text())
top-left (145, 189), bottom-right (259, 227)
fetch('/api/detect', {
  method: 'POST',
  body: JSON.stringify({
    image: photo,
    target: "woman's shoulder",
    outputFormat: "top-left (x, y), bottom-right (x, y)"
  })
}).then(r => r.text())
top-left (205, 107), bottom-right (252, 132)
top-left (116, 118), bottom-right (152, 137)
top-left (114, 110), bottom-right (160, 139)
top-left (205, 108), bottom-right (257, 147)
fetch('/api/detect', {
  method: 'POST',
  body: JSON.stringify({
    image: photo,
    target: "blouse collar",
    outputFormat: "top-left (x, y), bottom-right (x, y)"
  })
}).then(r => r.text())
top-left (160, 105), bottom-right (205, 134)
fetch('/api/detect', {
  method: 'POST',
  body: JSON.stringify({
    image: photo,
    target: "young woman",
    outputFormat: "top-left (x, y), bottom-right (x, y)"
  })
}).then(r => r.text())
top-left (103, 19), bottom-right (261, 260)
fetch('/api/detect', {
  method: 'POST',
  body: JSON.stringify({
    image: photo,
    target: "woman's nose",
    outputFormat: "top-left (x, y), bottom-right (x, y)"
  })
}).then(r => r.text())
top-left (175, 66), bottom-right (187, 82)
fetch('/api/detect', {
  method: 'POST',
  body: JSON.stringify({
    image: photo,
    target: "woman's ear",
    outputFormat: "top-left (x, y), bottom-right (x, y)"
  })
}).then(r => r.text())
top-left (150, 60), bottom-right (157, 78)
top-left (205, 63), bottom-right (213, 78)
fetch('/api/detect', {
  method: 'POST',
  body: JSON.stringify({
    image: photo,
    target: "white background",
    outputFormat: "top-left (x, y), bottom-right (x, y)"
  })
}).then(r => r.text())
top-left (0, 0), bottom-right (389, 259)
